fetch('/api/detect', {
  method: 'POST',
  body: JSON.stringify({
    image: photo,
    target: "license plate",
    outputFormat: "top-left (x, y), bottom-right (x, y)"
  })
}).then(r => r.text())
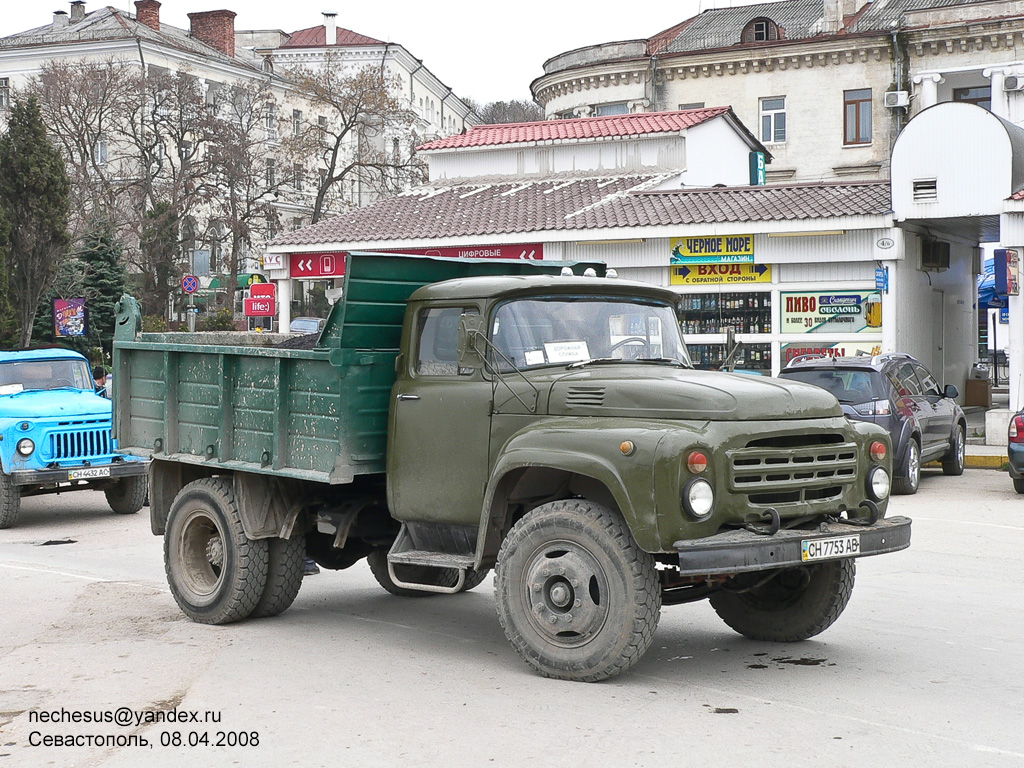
top-left (68, 467), bottom-right (111, 480)
top-left (801, 534), bottom-right (860, 562)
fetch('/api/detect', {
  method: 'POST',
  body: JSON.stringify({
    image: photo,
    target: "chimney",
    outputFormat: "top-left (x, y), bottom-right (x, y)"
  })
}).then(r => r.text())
top-left (135, 0), bottom-right (160, 31)
top-left (70, 1), bottom-right (86, 22)
top-left (822, 0), bottom-right (842, 33)
top-left (323, 11), bottom-right (337, 46)
top-left (53, 10), bottom-right (69, 28)
top-left (188, 10), bottom-right (237, 58)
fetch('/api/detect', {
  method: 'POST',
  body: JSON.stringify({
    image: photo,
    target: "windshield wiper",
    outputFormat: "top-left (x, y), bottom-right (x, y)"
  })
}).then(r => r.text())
top-left (567, 357), bottom-right (689, 370)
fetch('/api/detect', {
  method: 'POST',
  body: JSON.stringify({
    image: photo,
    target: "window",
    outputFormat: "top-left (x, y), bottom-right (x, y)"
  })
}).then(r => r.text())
top-left (594, 102), bottom-right (629, 116)
top-left (292, 109), bottom-right (303, 137)
top-left (265, 158), bottom-right (276, 187)
top-left (265, 104), bottom-right (278, 141)
top-left (0, 78), bottom-right (10, 109)
top-left (954, 86), bottom-right (991, 111)
top-left (741, 18), bottom-right (780, 43)
top-left (844, 88), bottom-right (872, 145)
top-left (891, 363), bottom-right (923, 397)
top-left (678, 102), bottom-right (705, 111)
top-left (913, 364), bottom-right (941, 397)
top-left (760, 97), bottom-right (786, 143)
top-left (93, 136), bottom-right (109, 165)
top-left (291, 217), bottom-right (304, 231)
top-left (292, 163), bottom-right (303, 191)
top-left (415, 307), bottom-right (478, 376)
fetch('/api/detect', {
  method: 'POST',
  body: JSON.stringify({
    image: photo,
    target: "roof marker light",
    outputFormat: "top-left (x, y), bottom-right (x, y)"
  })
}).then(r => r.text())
top-left (583, 268), bottom-right (597, 277)
top-left (560, 267), bottom-right (573, 276)
top-left (606, 269), bottom-right (618, 279)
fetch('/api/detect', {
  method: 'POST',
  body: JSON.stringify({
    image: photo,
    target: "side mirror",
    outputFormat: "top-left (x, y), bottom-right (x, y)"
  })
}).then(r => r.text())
top-left (943, 384), bottom-right (959, 400)
top-left (457, 314), bottom-right (486, 370)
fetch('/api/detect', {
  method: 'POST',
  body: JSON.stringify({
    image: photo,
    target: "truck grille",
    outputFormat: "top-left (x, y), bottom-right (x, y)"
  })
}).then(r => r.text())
top-left (48, 428), bottom-right (113, 460)
top-left (726, 433), bottom-right (858, 505)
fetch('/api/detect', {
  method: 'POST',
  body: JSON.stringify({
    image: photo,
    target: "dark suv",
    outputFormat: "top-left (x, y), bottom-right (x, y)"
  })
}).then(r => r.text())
top-left (779, 353), bottom-right (966, 494)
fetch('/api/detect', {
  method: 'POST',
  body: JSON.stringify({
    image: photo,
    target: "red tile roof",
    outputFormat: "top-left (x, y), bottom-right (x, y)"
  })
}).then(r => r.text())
top-left (270, 179), bottom-right (891, 248)
top-left (281, 25), bottom-right (384, 48)
top-left (417, 108), bottom-right (733, 151)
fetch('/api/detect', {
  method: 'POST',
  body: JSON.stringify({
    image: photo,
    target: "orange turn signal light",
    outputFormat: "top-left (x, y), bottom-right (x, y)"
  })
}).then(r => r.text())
top-left (620, 441), bottom-right (635, 456)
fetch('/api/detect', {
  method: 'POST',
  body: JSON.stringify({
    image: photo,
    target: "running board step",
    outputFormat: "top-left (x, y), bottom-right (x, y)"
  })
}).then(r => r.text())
top-left (386, 525), bottom-right (474, 594)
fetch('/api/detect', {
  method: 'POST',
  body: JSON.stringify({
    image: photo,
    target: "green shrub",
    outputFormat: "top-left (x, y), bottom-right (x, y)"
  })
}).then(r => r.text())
top-left (197, 308), bottom-right (235, 332)
top-left (142, 314), bottom-right (170, 332)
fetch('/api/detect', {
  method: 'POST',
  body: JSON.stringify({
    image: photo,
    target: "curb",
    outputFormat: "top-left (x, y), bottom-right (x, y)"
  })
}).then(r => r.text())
top-left (926, 456), bottom-right (1006, 470)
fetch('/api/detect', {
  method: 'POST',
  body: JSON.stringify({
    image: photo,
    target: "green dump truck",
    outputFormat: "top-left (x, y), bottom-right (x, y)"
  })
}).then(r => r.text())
top-left (114, 252), bottom-right (910, 682)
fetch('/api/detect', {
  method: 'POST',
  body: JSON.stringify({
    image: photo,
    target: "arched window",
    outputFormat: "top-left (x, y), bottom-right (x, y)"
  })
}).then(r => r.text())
top-left (741, 17), bottom-right (780, 43)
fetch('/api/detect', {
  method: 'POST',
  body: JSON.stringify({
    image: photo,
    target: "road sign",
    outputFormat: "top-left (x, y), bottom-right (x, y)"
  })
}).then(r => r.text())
top-left (244, 297), bottom-right (276, 317)
top-left (875, 266), bottom-right (888, 293)
top-left (182, 275), bottom-right (199, 294)
top-left (250, 282), bottom-right (276, 299)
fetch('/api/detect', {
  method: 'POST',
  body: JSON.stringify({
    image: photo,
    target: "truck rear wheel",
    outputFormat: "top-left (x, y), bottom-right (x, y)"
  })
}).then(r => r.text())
top-left (251, 535), bottom-right (305, 618)
top-left (0, 472), bottom-right (20, 530)
top-left (494, 499), bottom-right (661, 682)
top-left (164, 478), bottom-right (269, 624)
top-left (710, 559), bottom-right (855, 642)
top-left (366, 548), bottom-right (489, 596)
top-left (105, 475), bottom-right (148, 515)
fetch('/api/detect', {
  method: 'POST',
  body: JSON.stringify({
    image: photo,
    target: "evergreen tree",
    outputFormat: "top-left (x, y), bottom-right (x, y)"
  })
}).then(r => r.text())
top-left (79, 222), bottom-right (127, 357)
top-left (0, 96), bottom-right (71, 348)
top-left (0, 192), bottom-right (14, 348)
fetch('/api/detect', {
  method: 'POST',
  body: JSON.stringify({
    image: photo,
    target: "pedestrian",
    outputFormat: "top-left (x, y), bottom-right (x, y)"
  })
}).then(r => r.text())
top-left (93, 366), bottom-right (109, 397)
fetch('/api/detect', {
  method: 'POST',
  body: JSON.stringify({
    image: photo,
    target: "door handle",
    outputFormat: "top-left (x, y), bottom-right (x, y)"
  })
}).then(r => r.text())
top-left (396, 394), bottom-right (420, 401)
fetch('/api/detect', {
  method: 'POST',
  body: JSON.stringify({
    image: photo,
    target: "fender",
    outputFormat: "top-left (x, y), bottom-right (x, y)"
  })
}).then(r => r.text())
top-left (892, 417), bottom-right (918, 471)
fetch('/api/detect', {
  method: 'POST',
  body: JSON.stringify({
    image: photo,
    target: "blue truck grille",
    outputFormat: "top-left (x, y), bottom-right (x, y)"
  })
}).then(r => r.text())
top-left (48, 428), bottom-right (112, 460)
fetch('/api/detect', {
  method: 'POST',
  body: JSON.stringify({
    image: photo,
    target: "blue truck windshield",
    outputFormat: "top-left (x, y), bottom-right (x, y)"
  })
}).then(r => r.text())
top-left (0, 359), bottom-right (93, 393)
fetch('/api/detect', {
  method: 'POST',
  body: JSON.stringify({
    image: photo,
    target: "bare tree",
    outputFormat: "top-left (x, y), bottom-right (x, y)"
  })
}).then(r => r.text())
top-left (204, 80), bottom-right (293, 312)
top-left (466, 99), bottom-right (543, 125)
top-left (285, 55), bottom-right (420, 224)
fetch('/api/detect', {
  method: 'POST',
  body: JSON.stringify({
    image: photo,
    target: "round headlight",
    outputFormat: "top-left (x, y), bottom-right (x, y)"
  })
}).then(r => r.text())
top-left (16, 438), bottom-right (35, 456)
top-left (683, 477), bottom-right (715, 520)
top-left (868, 466), bottom-right (890, 501)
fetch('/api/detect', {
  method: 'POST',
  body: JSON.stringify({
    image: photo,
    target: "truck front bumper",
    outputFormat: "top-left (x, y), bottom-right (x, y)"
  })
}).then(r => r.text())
top-left (673, 515), bottom-right (911, 577)
top-left (10, 459), bottom-right (148, 487)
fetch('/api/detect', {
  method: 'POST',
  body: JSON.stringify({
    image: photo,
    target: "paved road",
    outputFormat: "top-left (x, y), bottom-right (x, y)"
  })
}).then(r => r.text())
top-left (1, 469), bottom-right (1022, 767)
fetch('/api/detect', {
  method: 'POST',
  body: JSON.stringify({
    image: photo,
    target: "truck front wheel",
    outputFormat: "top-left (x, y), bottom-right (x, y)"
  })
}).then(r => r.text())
top-left (105, 475), bottom-right (148, 515)
top-left (494, 499), bottom-right (661, 682)
top-left (0, 472), bottom-right (20, 529)
top-left (709, 559), bottom-right (855, 642)
top-left (164, 478), bottom-right (269, 624)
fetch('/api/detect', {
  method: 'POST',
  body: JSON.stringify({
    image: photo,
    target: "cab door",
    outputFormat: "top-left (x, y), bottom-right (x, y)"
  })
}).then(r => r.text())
top-left (388, 305), bottom-right (492, 526)
top-left (914, 362), bottom-right (955, 448)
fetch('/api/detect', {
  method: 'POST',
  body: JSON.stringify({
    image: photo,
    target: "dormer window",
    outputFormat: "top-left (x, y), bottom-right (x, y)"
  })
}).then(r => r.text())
top-left (742, 17), bottom-right (780, 43)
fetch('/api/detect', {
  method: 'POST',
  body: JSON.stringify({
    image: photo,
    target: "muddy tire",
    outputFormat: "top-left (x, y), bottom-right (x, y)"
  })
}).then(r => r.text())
top-left (367, 548), bottom-right (485, 596)
top-left (710, 559), bottom-right (855, 642)
top-left (164, 478), bottom-right (268, 624)
top-left (893, 438), bottom-right (920, 495)
top-left (0, 471), bottom-right (20, 530)
top-left (250, 534), bottom-right (305, 618)
top-left (494, 499), bottom-right (661, 682)
top-left (941, 424), bottom-right (966, 476)
top-left (105, 475), bottom-right (148, 515)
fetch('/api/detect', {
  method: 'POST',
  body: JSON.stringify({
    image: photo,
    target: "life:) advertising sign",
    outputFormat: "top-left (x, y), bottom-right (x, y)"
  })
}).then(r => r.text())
top-left (781, 291), bottom-right (882, 334)
top-left (670, 235), bottom-right (755, 265)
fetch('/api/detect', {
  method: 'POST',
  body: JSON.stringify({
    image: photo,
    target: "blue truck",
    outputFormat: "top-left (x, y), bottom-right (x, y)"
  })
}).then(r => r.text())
top-left (0, 348), bottom-right (148, 528)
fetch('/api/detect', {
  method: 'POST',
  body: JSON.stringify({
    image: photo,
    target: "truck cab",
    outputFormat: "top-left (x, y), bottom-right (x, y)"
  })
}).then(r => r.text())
top-left (0, 348), bottom-right (149, 528)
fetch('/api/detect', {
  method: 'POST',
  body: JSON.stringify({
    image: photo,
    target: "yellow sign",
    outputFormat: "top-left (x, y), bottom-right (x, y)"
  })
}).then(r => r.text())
top-left (671, 235), bottom-right (755, 264)
top-left (671, 263), bottom-right (772, 286)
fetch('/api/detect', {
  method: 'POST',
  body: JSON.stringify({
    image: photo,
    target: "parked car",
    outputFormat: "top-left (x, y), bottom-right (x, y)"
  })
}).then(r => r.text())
top-left (779, 353), bottom-right (966, 494)
top-left (0, 348), bottom-right (149, 528)
top-left (289, 317), bottom-right (326, 334)
top-left (1008, 411), bottom-right (1024, 493)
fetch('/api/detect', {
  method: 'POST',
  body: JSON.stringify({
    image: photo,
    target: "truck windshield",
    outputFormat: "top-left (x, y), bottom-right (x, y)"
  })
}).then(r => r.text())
top-left (0, 359), bottom-right (94, 393)
top-left (490, 296), bottom-right (691, 371)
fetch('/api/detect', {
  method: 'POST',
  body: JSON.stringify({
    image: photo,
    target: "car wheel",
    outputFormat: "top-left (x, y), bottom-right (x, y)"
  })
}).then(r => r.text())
top-left (941, 424), bottom-right (966, 476)
top-left (0, 471), bottom-right (21, 530)
top-left (893, 439), bottom-right (921, 495)
top-left (494, 499), bottom-right (661, 682)
top-left (710, 560), bottom-right (855, 642)
top-left (164, 478), bottom-right (269, 624)
top-left (1014, 478), bottom-right (1024, 495)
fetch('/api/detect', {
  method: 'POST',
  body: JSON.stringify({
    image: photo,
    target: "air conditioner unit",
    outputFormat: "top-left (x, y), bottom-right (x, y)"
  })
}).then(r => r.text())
top-left (1004, 75), bottom-right (1024, 91)
top-left (884, 90), bottom-right (909, 108)
top-left (921, 240), bottom-right (951, 272)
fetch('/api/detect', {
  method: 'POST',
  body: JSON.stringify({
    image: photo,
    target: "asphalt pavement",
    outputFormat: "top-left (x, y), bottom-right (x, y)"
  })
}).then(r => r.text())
top-left (1, 471), bottom-right (1022, 767)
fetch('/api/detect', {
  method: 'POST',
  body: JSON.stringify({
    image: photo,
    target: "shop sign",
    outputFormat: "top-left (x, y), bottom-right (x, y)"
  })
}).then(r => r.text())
top-left (383, 244), bottom-right (544, 260)
top-left (1001, 306), bottom-right (1009, 324)
top-left (781, 342), bottom-right (881, 365)
top-left (54, 298), bottom-right (87, 338)
top-left (244, 297), bottom-right (276, 317)
top-left (671, 235), bottom-right (754, 265)
top-left (781, 291), bottom-right (882, 334)
top-left (671, 263), bottom-right (771, 286)
top-left (262, 253), bottom-right (284, 270)
top-left (291, 252), bottom-right (346, 278)
top-left (995, 248), bottom-right (1020, 296)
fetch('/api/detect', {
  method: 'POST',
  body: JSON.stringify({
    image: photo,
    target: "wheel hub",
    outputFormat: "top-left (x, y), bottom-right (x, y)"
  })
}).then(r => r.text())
top-left (523, 544), bottom-right (609, 646)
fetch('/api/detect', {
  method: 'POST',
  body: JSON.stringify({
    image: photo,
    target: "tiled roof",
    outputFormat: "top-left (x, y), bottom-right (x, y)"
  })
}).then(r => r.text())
top-left (280, 25), bottom-right (385, 48)
top-left (417, 108), bottom-right (732, 151)
top-left (0, 6), bottom-right (263, 71)
top-left (270, 179), bottom-right (891, 248)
